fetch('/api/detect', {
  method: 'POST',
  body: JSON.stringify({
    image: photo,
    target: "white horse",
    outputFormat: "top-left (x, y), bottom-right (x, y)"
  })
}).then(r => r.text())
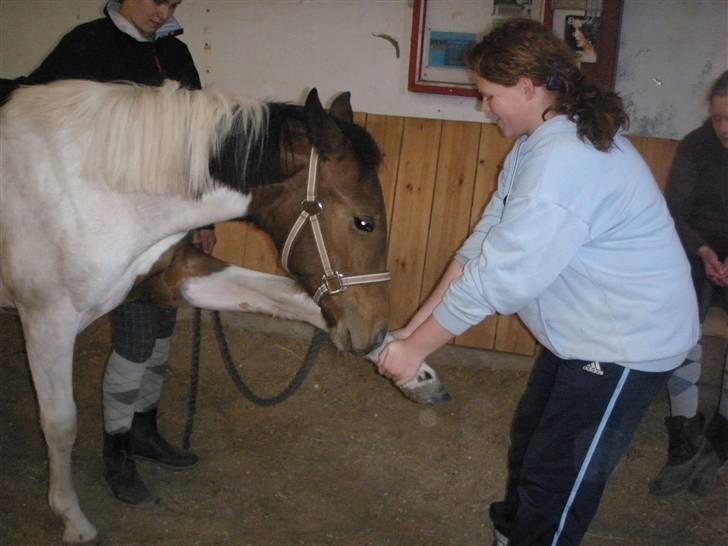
top-left (0, 79), bottom-right (392, 543)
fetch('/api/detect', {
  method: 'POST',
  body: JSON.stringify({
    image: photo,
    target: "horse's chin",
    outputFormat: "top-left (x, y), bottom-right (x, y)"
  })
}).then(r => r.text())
top-left (327, 325), bottom-right (354, 353)
top-left (327, 323), bottom-right (386, 356)
top-left (317, 286), bottom-right (389, 355)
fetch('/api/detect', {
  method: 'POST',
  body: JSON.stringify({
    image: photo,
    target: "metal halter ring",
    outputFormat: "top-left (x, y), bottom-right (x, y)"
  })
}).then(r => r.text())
top-left (300, 200), bottom-right (322, 216)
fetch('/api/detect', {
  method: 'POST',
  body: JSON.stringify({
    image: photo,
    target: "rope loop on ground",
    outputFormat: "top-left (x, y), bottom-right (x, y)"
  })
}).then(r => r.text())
top-left (184, 308), bottom-right (327, 448)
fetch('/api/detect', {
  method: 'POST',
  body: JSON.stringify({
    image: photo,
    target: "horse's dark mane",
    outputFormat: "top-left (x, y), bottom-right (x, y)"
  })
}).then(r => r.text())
top-left (207, 103), bottom-right (281, 192)
top-left (339, 120), bottom-right (382, 177)
top-left (209, 101), bottom-right (381, 193)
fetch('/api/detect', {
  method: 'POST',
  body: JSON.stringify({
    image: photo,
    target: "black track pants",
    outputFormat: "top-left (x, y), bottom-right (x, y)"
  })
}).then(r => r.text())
top-left (490, 349), bottom-right (670, 546)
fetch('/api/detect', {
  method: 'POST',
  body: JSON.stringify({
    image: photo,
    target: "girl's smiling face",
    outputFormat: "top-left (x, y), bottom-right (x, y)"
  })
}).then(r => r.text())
top-left (476, 77), bottom-right (534, 138)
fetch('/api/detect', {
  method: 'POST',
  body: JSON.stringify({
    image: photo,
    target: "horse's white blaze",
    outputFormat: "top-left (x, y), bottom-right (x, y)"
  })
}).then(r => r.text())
top-left (182, 266), bottom-right (327, 330)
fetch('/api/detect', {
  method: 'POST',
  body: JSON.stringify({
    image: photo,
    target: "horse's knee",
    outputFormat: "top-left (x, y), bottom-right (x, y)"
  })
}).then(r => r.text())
top-left (41, 404), bottom-right (78, 451)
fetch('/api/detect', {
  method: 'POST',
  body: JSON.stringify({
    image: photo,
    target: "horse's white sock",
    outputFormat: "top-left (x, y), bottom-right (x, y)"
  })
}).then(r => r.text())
top-left (667, 340), bottom-right (702, 418)
top-left (135, 337), bottom-right (171, 413)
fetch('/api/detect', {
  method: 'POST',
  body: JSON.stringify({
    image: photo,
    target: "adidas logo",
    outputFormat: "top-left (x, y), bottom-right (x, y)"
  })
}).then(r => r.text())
top-left (582, 361), bottom-right (604, 376)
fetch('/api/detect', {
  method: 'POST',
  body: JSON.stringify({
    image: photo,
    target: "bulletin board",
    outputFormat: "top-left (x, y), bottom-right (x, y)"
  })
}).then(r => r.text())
top-left (408, 0), bottom-right (622, 97)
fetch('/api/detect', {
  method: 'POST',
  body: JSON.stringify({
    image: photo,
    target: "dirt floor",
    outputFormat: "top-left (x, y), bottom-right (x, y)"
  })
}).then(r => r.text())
top-left (1, 311), bottom-right (727, 546)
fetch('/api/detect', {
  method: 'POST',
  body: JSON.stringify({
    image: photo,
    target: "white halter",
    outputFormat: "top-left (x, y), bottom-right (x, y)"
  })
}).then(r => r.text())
top-left (280, 148), bottom-right (391, 303)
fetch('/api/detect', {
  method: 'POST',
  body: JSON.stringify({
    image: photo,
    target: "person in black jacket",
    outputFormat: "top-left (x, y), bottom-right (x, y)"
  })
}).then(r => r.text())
top-left (650, 70), bottom-right (728, 497)
top-left (6, 0), bottom-right (215, 506)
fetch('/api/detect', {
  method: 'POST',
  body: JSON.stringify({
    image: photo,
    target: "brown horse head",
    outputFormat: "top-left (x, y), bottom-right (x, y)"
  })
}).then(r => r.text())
top-left (248, 90), bottom-right (390, 354)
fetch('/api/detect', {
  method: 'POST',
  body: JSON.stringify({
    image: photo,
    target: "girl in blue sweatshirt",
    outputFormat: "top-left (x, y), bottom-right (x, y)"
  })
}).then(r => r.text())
top-left (377, 18), bottom-right (698, 546)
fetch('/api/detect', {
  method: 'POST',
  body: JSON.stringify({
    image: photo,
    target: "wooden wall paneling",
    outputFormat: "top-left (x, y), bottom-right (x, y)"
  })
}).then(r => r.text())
top-left (362, 114), bottom-right (404, 333)
top-left (454, 124), bottom-right (510, 350)
top-left (212, 221), bottom-right (249, 267)
top-left (352, 111), bottom-right (366, 126)
top-left (477, 125), bottom-right (535, 356)
top-left (494, 314), bottom-right (537, 355)
top-left (484, 123), bottom-right (537, 356)
top-left (242, 226), bottom-right (285, 275)
top-left (387, 117), bottom-right (442, 327)
top-left (420, 120), bottom-right (481, 302)
top-left (628, 136), bottom-right (679, 191)
top-left (365, 114), bottom-right (405, 235)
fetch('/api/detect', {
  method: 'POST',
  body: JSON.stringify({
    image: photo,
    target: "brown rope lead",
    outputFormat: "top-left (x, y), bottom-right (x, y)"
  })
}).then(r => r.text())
top-left (183, 308), bottom-right (327, 449)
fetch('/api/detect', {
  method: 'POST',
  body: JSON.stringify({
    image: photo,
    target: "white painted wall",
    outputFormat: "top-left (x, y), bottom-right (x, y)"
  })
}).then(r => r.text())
top-left (1, 0), bottom-right (726, 139)
top-left (617, 0), bottom-right (728, 138)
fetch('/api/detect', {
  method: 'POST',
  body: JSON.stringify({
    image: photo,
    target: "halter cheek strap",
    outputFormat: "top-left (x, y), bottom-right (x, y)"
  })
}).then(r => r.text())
top-left (280, 148), bottom-right (391, 304)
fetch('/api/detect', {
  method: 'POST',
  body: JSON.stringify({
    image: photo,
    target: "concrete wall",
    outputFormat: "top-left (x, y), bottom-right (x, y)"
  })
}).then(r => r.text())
top-left (1, 0), bottom-right (726, 139)
top-left (617, 0), bottom-right (728, 138)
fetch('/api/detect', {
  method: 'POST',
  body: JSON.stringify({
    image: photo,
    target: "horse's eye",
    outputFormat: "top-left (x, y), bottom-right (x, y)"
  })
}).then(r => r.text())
top-left (354, 216), bottom-right (375, 232)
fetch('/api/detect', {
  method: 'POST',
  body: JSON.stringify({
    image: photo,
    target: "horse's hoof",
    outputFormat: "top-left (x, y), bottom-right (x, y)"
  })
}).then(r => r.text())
top-left (366, 335), bottom-right (451, 405)
top-left (399, 363), bottom-right (451, 405)
top-left (62, 526), bottom-right (99, 545)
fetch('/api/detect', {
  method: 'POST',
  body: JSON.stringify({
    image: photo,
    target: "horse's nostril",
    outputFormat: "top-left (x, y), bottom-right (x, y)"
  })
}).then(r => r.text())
top-left (366, 328), bottom-right (387, 354)
top-left (373, 328), bottom-right (387, 349)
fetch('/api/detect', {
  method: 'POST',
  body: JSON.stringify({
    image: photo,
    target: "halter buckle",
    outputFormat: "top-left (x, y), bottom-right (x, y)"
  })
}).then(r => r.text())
top-left (301, 199), bottom-right (322, 216)
top-left (322, 272), bottom-right (346, 296)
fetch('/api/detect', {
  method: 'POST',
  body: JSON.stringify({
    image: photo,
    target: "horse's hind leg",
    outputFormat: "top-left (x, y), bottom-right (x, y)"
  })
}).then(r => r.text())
top-left (20, 306), bottom-right (98, 544)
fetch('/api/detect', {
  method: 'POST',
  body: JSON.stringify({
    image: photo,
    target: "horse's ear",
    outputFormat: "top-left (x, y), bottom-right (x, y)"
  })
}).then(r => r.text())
top-left (305, 88), bottom-right (346, 158)
top-left (329, 92), bottom-right (353, 125)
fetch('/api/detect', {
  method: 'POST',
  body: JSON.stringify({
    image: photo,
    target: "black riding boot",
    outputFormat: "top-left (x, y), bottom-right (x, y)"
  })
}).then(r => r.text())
top-left (690, 412), bottom-right (728, 495)
top-left (649, 413), bottom-right (719, 496)
top-left (131, 408), bottom-right (198, 469)
top-left (103, 431), bottom-right (157, 506)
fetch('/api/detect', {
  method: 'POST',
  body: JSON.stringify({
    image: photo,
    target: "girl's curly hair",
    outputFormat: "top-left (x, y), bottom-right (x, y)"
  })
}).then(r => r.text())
top-left (465, 18), bottom-right (628, 151)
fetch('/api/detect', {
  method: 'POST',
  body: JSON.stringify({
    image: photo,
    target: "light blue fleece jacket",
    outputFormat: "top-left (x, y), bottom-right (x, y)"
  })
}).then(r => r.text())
top-left (433, 116), bottom-right (699, 372)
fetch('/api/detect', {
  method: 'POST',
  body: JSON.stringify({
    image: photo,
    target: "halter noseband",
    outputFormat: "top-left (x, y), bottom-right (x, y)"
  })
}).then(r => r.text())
top-left (280, 148), bottom-right (391, 304)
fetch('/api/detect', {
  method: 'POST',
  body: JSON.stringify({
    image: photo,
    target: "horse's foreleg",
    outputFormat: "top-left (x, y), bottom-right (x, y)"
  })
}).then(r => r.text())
top-left (130, 243), bottom-right (327, 329)
top-left (181, 264), bottom-right (327, 330)
top-left (20, 306), bottom-right (97, 544)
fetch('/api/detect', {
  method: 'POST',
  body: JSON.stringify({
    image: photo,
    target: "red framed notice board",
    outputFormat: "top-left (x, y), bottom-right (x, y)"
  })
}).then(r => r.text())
top-left (408, 0), bottom-right (621, 97)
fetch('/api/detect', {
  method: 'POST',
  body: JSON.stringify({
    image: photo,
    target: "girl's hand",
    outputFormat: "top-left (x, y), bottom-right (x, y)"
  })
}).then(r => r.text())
top-left (376, 339), bottom-right (422, 386)
top-left (192, 228), bottom-right (217, 255)
top-left (389, 328), bottom-right (409, 340)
